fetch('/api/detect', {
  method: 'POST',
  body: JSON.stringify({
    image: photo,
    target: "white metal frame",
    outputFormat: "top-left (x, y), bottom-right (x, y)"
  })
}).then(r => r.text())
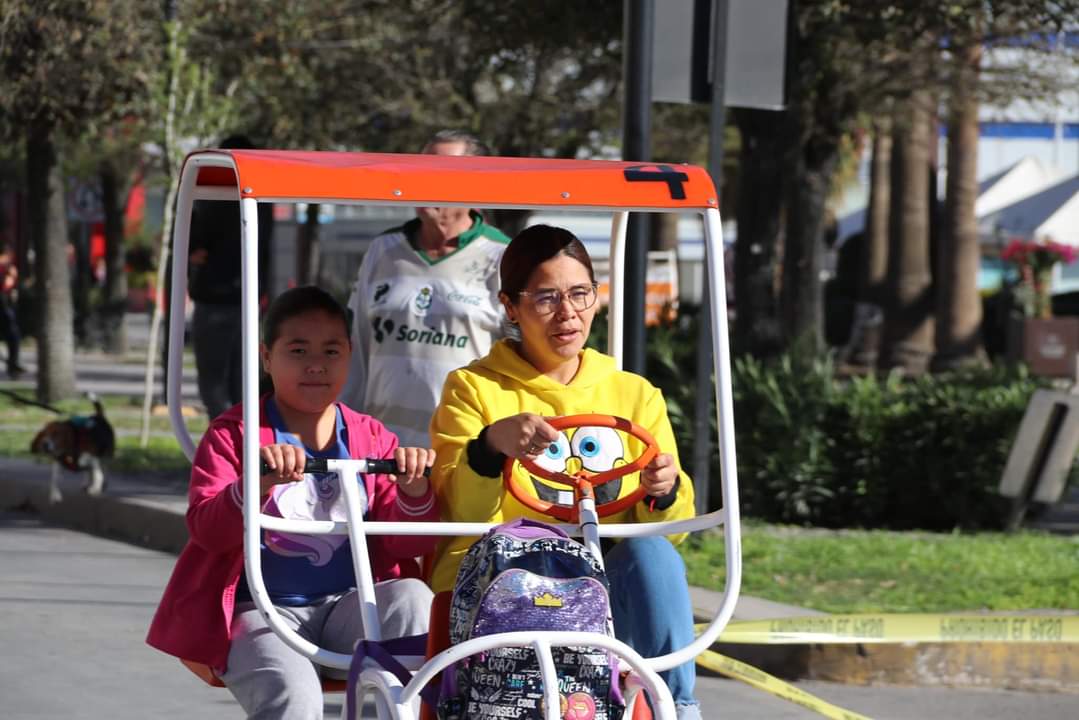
top-left (167, 151), bottom-right (741, 720)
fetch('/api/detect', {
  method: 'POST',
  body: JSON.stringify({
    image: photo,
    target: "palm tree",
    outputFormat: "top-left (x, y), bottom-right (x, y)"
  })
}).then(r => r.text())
top-left (934, 42), bottom-right (987, 369)
top-left (881, 92), bottom-right (935, 374)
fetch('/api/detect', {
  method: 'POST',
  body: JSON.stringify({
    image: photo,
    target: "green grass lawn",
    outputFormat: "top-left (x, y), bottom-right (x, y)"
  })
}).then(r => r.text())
top-left (0, 391), bottom-right (204, 476)
top-left (681, 522), bottom-right (1079, 613)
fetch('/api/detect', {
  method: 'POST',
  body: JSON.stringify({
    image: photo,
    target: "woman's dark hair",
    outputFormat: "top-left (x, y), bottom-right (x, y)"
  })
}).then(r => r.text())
top-left (499, 224), bottom-right (595, 302)
top-left (262, 286), bottom-right (349, 347)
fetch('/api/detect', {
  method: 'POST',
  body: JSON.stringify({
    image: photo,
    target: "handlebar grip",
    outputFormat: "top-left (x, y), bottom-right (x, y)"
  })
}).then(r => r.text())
top-left (258, 458), bottom-right (431, 477)
top-left (364, 458), bottom-right (432, 478)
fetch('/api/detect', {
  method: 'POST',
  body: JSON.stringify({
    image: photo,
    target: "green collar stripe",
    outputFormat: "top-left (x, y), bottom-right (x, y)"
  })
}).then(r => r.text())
top-left (407, 212), bottom-right (509, 265)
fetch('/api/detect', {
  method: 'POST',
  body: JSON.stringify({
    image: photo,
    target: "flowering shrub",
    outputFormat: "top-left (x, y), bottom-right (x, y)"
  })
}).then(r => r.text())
top-left (1000, 237), bottom-right (1078, 318)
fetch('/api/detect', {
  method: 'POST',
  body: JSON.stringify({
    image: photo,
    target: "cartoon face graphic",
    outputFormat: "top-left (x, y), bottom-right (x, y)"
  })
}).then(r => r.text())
top-left (528, 425), bottom-right (627, 505)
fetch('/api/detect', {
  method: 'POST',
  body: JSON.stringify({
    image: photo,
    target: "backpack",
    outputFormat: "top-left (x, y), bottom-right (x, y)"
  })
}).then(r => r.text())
top-left (438, 518), bottom-right (625, 720)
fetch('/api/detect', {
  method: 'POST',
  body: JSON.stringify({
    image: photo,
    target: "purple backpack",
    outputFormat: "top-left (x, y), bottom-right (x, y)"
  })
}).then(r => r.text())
top-left (438, 518), bottom-right (625, 720)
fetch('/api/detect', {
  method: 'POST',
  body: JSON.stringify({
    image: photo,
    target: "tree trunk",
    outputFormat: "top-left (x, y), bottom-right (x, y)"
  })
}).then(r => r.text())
top-left (844, 121), bottom-right (891, 368)
top-left (782, 135), bottom-right (838, 353)
top-left (139, 172), bottom-right (178, 446)
top-left (99, 160), bottom-right (128, 355)
top-left (864, 122), bottom-right (892, 306)
top-left (880, 94), bottom-right (935, 374)
top-left (26, 127), bottom-right (76, 403)
top-left (934, 44), bottom-right (986, 370)
top-left (733, 108), bottom-right (787, 357)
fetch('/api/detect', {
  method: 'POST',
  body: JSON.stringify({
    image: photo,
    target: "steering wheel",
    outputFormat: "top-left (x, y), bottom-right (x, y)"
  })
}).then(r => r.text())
top-left (502, 414), bottom-right (659, 521)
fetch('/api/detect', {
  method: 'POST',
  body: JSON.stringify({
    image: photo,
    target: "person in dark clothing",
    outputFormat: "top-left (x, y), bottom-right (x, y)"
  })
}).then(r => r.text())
top-left (0, 245), bottom-right (24, 378)
top-left (188, 135), bottom-right (273, 418)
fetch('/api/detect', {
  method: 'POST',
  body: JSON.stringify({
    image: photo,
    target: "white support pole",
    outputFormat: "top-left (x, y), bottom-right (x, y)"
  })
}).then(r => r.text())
top-left (165, 165), bottom-right (352, 669)
top-left (703, 206), bottom-right (742, 625)
top-left (337, 461), bottom-right (384, 642)
top-left (534, 639), bottom-right (561, 720)
top-left (237, 197), bottom-right (352, 670)
top-left (608, 211), bottom-right (629, 368)
top-left (167, 165), bottom-right (199, 460)
top-left (645, 207), bottom-right (742, 673)
top-left (577, 496), bottom-right (604, 571)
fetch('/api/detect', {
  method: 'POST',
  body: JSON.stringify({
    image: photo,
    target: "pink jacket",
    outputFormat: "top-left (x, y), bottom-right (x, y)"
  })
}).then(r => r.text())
top-left (146, 398), bottom-right (440, 670)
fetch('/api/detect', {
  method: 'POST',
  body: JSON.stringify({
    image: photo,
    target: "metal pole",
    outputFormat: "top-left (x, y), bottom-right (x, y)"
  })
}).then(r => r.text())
top-left (693, 0), bottom-right (729, 515)
top-left (623, 0), bottom-right (654, 375)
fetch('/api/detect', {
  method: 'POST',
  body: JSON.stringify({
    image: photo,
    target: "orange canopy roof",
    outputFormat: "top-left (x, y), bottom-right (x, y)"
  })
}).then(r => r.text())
top-left (187, 150), bottom-right (717, 210)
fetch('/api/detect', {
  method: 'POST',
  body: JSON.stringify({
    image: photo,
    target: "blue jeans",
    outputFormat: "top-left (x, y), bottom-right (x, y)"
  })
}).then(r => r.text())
top-left (605, 536), bottom-right (699, 711)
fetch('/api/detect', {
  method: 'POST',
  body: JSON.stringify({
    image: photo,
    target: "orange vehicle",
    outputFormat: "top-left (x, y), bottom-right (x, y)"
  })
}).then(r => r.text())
top-left (166, 150), bottom-right (741, 720)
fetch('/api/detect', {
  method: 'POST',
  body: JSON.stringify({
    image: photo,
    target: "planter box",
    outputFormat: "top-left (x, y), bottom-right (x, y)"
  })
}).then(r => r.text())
top-left (1009, 316), bottom-right (1079, 377)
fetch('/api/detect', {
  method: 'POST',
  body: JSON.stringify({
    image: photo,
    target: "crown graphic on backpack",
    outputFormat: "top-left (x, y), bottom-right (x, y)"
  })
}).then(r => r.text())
top-left (438, 518), bottom-right (625, 720)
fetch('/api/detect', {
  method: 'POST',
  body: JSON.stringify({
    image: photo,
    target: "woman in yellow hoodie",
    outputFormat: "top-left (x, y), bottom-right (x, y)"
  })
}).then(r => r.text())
top-left (429, 224), bottom-right (701, 719)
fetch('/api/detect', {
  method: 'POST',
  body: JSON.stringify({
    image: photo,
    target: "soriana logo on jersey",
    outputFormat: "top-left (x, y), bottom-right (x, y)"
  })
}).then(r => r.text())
top-left (412, 284), bottom-right (434, 317)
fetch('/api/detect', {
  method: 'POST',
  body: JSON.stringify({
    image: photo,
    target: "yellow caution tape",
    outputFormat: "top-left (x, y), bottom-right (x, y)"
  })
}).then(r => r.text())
top-left (702, 614), bottom-right (1079, 645)
top-left (695, 648), bottom-right (871, 720)
top-left (691, 614), bottom-right (1077, 718)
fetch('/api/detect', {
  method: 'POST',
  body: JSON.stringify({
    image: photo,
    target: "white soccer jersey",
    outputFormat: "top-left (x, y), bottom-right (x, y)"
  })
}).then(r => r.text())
top-left (341, 215), bottom-right (509, 447)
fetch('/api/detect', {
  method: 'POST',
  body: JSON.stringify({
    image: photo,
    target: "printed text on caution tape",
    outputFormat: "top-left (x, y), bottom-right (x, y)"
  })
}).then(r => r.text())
top-left (707, 614), bottom-right (1078, 644)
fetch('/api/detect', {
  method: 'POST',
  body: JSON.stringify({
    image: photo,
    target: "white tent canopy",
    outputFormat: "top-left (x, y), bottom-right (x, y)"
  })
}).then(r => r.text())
top-left (836, 156), bottom-right (1070, 247)
top-left (979, 174), bottom-right (1079, 248)
top-left (975, 156), bottom-right (1064, 218)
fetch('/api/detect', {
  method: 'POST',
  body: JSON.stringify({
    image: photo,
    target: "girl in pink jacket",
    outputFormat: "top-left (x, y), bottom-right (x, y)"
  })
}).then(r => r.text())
top-left (148, 286), bottom-right (440, 719)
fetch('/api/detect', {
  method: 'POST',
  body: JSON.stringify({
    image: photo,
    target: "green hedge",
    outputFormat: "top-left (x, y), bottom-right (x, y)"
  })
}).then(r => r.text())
top-left (729, 354), bottom-right (1041, 530)
top-left (589, 306), bottom-right (1052, 530)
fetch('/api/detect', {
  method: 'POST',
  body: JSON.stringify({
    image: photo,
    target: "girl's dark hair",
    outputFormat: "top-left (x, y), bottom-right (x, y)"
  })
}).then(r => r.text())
top-left (262, 286), bottom-right (349, 346)
top-left (499, 224), bottom-right (595, 302)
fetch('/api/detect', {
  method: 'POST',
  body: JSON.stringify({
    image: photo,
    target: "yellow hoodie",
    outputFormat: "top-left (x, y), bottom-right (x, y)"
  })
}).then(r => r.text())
top-left (428, 339), bottom-right (696, 592)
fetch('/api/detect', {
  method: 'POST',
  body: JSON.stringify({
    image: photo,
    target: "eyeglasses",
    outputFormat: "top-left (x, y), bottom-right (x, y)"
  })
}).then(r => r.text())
top-left (518, 284), bottom-right (598, 315)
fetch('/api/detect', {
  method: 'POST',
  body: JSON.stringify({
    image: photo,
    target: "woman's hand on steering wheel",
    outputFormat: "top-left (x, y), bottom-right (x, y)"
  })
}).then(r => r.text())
top-left (486, 413), bottom-right (560, 460)
top-left (641, 452), bottom-right (678, 497)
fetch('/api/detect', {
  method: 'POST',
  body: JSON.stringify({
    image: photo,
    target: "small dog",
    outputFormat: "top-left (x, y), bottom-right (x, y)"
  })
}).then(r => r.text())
top-left (30, 393), bottom-right (116, 503)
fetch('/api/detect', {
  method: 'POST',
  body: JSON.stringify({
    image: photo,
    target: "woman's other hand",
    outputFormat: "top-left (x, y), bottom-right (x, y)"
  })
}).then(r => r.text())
top-left (486, 413), bottom-right (560, 459)
top-left (640, 452), bottom-right (678, 497)
top-left (392, 446), bottom-right (435, 497)
top-left (259, 443), bottom-right (306, 495)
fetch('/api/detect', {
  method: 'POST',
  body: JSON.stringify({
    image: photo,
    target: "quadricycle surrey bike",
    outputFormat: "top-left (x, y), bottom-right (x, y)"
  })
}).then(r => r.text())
top-left (166, 149), bottom-right (741, 720)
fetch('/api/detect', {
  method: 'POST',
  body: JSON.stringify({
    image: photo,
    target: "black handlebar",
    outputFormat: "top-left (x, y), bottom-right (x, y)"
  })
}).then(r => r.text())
top-left (259, 458), bottom-right (431, 477)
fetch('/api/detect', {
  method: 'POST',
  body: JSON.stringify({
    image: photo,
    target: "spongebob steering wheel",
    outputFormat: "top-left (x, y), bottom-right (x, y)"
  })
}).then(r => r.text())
top-left (502, 414), bottom-right (660, 522)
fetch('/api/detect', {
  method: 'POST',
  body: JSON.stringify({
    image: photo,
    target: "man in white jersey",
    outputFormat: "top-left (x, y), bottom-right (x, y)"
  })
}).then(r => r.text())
top-left (340, 131), bottom-right (509, 446)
